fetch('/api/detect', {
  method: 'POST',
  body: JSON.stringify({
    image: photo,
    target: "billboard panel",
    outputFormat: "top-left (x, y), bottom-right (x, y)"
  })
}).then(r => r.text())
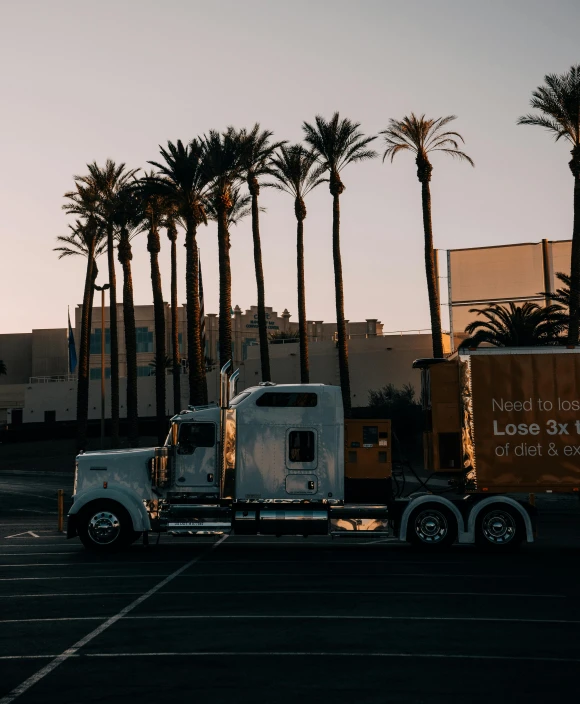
top-left (470, 352), bottom-right (580, 491)
top-left (448, 240), bottom-right (571, 345)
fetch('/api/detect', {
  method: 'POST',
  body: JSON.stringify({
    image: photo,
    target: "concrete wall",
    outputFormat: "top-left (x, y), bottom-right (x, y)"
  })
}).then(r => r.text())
top-left (238, 334), bottom-right (445, 405)
top-left (0, 333), bottom-right (32, 384)
top-left (31, 329), bottom-right (69, 377)
top-left (17, 335), bottom-right (442, 423)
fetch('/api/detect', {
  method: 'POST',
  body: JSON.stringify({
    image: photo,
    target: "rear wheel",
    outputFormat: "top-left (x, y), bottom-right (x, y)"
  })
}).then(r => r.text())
top-left (407, 504), bottom-right (457, 549)
top-left (77, 501), bottom-right (133, 552)
top-left (475, 504), bottom-right (525, 550)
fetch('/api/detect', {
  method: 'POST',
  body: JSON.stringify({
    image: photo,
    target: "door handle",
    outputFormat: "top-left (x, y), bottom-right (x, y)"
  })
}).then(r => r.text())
top-left (207, 473), bottom-right (214, 483)
top-left (308, 481), bottom-right (315, 490)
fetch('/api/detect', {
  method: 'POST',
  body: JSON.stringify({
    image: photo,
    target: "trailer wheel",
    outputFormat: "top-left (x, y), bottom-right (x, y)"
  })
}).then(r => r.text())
top-left (407, 504), bottom-right (457, 549)
top-left (475, 505), bottom-right (524, 550)
top-left (77, 501), bottom-right (133, 552)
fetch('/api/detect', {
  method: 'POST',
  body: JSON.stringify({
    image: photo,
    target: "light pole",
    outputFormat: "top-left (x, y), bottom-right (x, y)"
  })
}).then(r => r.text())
top-left (94, 283), bottom-right (110, 448)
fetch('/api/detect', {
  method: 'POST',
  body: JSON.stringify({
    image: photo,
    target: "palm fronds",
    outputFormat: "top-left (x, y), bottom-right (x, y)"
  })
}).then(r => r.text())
top-left (462, 302), bottom-right (567, 348)
top-left (517, 65), bottom-right (580, 144)
top-left (380, 113), bottom-right (474, 166)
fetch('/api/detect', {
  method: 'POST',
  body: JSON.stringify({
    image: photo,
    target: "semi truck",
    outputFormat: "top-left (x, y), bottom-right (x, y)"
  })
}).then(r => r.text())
top-left (68, 348), bottom-right (580, 552)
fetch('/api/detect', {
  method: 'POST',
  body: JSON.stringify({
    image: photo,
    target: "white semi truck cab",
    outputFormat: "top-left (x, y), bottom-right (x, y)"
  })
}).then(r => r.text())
top-left (69, 356), bottom-right (544, 552)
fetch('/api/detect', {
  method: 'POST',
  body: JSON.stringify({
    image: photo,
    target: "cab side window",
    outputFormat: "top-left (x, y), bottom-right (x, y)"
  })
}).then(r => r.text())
top-left (288, 430), bottom-right (315, 463)
top-left (178, 423), bottom-right (215, 454)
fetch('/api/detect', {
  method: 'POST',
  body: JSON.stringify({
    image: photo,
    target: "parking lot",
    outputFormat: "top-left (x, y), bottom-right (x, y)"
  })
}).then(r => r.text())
top-left (1, 472), bottom-right (580, 703)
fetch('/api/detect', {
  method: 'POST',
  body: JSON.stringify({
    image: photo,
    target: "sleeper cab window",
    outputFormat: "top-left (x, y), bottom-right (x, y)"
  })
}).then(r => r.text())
top-left (256, 392), bottom-right (318, 408)
top-left (178, 423), bottom-right (215, 454)
top-left (288, 430), bottom-right (316, 463)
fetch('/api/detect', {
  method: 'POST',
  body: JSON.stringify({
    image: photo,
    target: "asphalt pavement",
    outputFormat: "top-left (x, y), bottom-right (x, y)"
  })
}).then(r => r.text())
top-left (0, 472), bottom-right (580, 704)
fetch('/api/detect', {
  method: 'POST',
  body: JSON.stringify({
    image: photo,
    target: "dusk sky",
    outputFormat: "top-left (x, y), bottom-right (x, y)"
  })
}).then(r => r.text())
top-left (1, 0), bottom-right (579, 335)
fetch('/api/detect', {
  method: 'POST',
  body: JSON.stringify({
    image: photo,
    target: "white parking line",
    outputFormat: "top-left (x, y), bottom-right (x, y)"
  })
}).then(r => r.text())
top-left (0, 571), bottom-right (529, 582)
top-left (0, 652), bottom-right (578, 663)
top-left (1, 614), bottom-right (578, 625)
top-left (0, 534), bottom-right (228, 704)
top-left (0, 590), bottom-right (565, 599)
top-left (0, 490), bottom-right (57, 501)
top-left (0, 561), bottom-right (187, 568)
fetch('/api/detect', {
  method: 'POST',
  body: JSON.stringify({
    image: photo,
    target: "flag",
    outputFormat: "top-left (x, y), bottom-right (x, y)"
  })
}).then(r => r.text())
top-left (68, 308), bottom-right (77, 373)
top-left (198, 248), bottom-right (206, 360)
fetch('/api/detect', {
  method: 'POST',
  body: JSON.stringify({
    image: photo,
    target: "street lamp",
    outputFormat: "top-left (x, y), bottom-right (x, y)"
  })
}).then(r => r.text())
top-left (94, 283), bottom-right (110, 448)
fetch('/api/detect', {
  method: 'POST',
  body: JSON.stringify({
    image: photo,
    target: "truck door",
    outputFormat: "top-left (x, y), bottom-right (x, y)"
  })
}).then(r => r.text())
top-left (285, 427), bottom-right (319, 495)
top-left (175, 422), bottom-right (218, 488)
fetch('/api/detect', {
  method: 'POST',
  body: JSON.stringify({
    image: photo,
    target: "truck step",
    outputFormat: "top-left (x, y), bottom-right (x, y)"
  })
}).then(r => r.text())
top-left (168, 529), bottom-right (230, 537)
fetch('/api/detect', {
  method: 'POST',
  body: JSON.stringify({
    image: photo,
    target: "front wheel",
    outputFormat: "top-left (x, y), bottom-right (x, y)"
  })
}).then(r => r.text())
top-left (475, 505), bottom-right (525, 550)
top-left (77, 501), bottom-right (133, 552)
top-left (407, 504), bottom-right (457, 549)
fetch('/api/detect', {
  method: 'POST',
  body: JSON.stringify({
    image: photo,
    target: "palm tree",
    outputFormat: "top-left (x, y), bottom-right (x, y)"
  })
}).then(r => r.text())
top-left (112, 184), bottom-right (144, 447)
top-left (303, 113), bottom-right (376, 415)
top-left (201, 128), bottom-right (244, 371)
top-left (380, 114), bottom-right (474, 359)
top-left (70, 161), bottom-right (137, 447)
top-left (165, 213), bottom-right (182, 415)
top-left (56, 199), bottom-right (106, 449)
top-left (0, 360), bottom-right (6, 376)
top-left (462, 302), bottom-right (567, 348)
top-left (541, 271), bottom-right (572, 308)
top-left (518, 65), bottom-right (580, 345)
top-left (137, 173), bottom-right (169, 445)
top-left (148, 139), bottom-right (210, 407)
top-left (238, 125), bottom-right (285, 382)
top-left (266, 145), bottom-right (325, 382)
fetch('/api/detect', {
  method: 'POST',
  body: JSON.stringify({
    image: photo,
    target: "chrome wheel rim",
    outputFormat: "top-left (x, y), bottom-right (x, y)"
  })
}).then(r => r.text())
top-left (414, 509), bottom-right (448, 544)
top-left (481, 510), bottom-right (516, 544)
top-left (87, 511), bottom-right (121, 545)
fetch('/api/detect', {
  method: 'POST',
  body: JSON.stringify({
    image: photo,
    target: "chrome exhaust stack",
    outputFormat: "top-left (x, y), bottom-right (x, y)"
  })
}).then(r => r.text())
top-left (229, 368), bottom-right (240, 401)
top-left (219, 360), bottom-right (231, 409)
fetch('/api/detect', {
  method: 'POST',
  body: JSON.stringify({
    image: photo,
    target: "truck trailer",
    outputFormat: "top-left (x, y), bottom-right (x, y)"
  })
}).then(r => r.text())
top-left (68, 348), bottom-right (580, 552)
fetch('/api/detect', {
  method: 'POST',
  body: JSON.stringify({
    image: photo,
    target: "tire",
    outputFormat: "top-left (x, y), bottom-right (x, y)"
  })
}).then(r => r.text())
top-left (77, 500), bottom-right (134, 552)
top-left (407, 503), bottom-right (458, 549)
top-left (475, 504), bottom-right (525, 550)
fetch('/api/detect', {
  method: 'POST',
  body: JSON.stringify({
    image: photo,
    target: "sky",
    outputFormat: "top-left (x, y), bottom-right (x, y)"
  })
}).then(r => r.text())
top-left (1, 0), bottom-right (579, 335)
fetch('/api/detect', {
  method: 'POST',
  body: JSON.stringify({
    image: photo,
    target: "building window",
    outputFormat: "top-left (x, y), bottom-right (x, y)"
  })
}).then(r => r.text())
top-left (90, 368), bottom-right (111, 381)
top-left (257, 392), bottom-right (317, 408)
top-left (288, 430), bottom-right (315, 463)
top-left (137, 366), bottom-right (153, 377)
top-left (178, 332), bottom-right (184, 354)
top-left (136, 327), bottom-right (154, 353)
top-left (90, 328), bottom-right (111, 355)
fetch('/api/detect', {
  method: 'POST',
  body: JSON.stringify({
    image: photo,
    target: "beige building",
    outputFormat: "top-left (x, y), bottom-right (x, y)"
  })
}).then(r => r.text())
top-left (0, 301), bottom-right (432, 425)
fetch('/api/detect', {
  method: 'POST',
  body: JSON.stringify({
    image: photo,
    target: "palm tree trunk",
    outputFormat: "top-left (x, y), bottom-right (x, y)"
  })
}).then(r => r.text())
top-left (567, 172), bottom-right (580, 345)
top-left (217, 201), bottom-right (233, 371)
top-left (170, 233), bottom-right (182, 414)
top-left (76, 246), bottom-right (97, 451)
top-left (296, 212), bottom-right (309, 383)
top-left (250, 190), bottom-right (271, 381)
top-left (118, 231), bottom-right (139, 447)
top-left (332, 192), bottom-right (351, 416)
top-left (106, 223), bottom-right (120, 447)
top-left (420, 179), bottom-right (444, 358)
top-left (185, 217), bottom-right (208, 405)
top-left (148, 226), bottom-right (167, 445)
